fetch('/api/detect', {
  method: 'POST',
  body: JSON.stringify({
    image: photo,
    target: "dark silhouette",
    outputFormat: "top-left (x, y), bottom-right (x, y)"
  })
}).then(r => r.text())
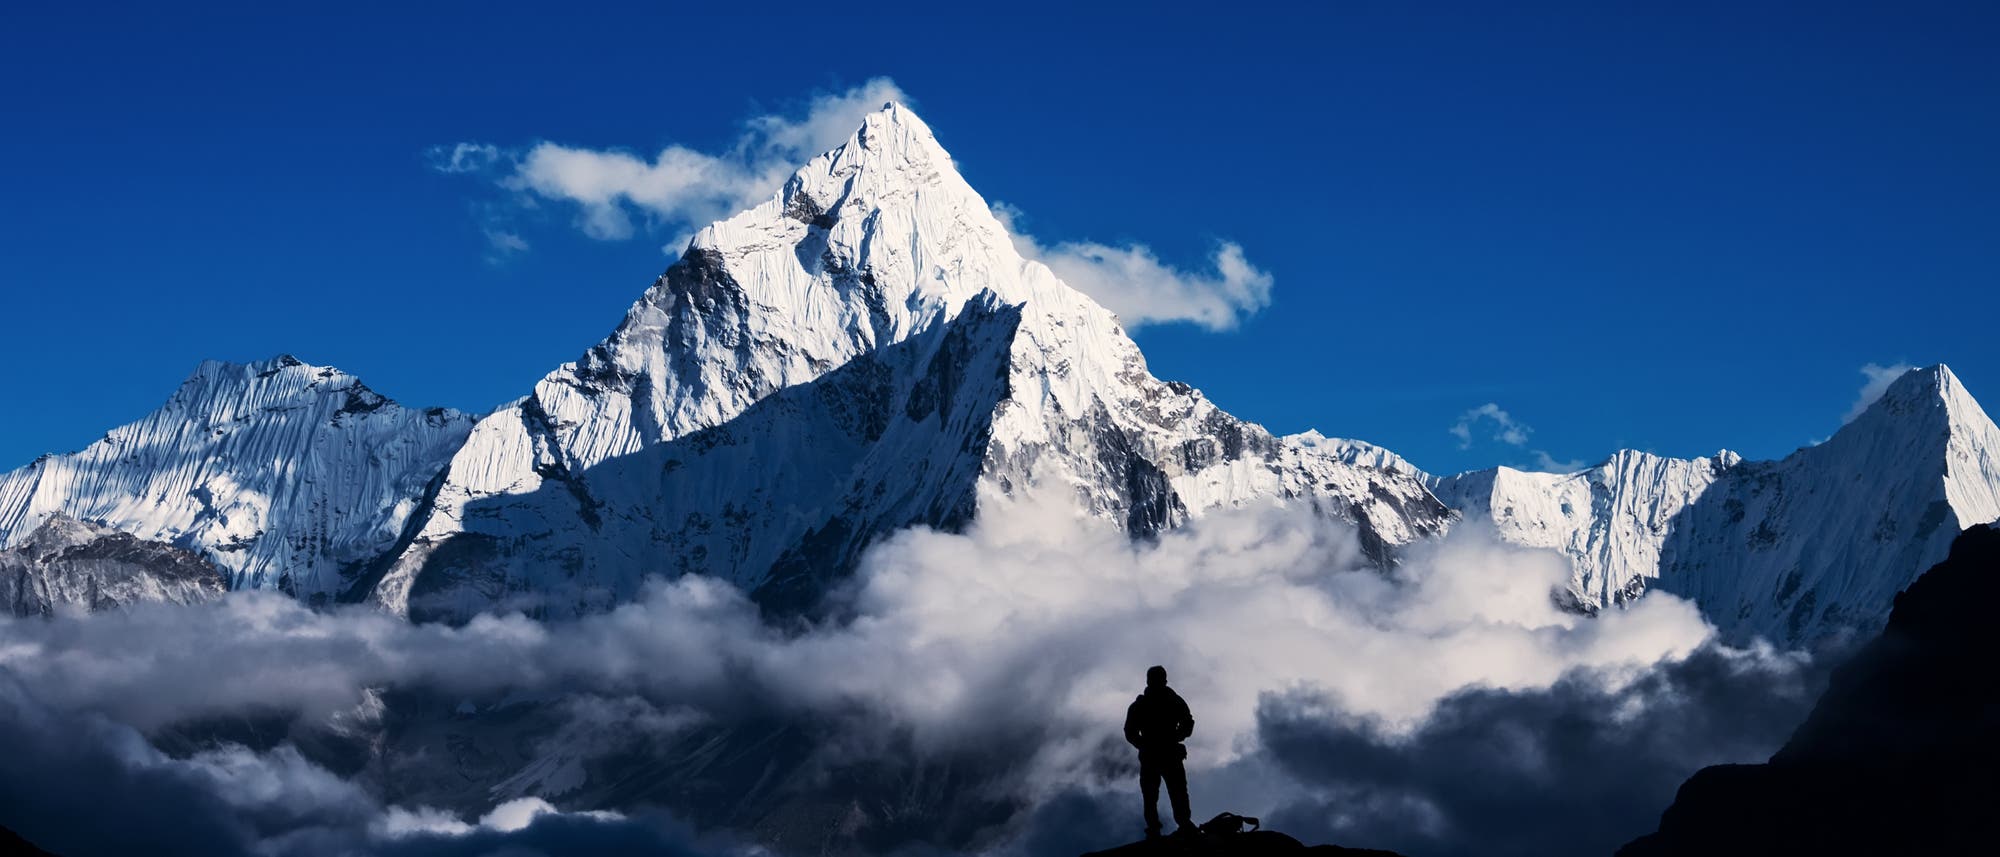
top-left (1126, 665), bottom-right (1197, 837)
top-left (1619, 524), bottom-right (2000, 856)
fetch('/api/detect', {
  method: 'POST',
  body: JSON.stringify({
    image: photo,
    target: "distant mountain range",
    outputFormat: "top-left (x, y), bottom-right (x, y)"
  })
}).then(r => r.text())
top-left (3, 103), bottom-right (1996, 648)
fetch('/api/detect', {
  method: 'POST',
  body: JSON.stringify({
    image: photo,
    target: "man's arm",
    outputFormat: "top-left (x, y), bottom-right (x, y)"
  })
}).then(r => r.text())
top-left (1176, 696), bottom-right (1195, 741)
top-left (1123, 700), bottom-right (1144, 748)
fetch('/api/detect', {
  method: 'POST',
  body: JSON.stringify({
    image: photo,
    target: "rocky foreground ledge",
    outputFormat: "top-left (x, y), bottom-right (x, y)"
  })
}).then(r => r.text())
top-left (1619, 524), bottom-right (2000, 856)
top-left (1083, 828), bottom-right (1408, 856)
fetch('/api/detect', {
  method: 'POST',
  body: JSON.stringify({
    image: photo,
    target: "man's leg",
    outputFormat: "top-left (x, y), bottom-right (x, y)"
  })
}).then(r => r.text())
top-left (1165, 757), bottom-right (1194, 831)
top-left (1140, 755), bottom-right (1163, 835)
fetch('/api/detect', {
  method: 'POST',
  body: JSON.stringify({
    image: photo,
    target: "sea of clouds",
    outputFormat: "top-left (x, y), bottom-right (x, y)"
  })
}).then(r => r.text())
top-left (0, 485), bottom-right (1826, 857)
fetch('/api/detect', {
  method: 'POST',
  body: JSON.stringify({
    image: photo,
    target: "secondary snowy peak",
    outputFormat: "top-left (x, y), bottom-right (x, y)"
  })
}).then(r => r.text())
top-left (1287, 431), bottom-right (1433, 481)
top-left (1655, 363), bottom-right (2000, 643)
top-left (0, 511), bottom-right (224, 616)
top-left (0, 356), bottom-right (477, 603)
top-left (1908, 365), bottom-right (2000, 525)
top-left (1433, 449), bottom-right (1741, 609)
top-left (1444, 363), bottom-right (2000, 644)
top-left (374, 103), bottom-right (1449, 617)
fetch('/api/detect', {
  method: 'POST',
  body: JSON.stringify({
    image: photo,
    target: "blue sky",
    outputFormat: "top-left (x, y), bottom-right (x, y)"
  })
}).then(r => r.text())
top-left (3, 1), bottom-right (1995, 476)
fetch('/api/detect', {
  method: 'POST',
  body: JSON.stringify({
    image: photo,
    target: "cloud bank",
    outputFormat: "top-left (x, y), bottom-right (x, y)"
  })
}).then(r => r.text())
top-left (0, 487), bottom-right (1813, 855)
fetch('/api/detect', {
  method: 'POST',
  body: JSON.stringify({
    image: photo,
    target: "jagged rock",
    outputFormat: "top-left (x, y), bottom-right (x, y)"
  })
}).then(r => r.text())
top-left (1082, 828), bottom-right (1408, 856)
top-left (0, 823), bottom-right (59, 857)
top-left (1617, 524), bottom-right (2000, 856)
top-left (0, 512), bottom-right (223, 615)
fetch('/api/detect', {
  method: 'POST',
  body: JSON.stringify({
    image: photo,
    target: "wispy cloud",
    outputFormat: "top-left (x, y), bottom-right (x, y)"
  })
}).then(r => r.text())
top-left (992, 203), bottom-right (1274, 331)
top-left (429, 78), bottom-right (908, 247)
top-left (1452, 402), bottom-right (1529, 448)
top-left (1842, 361), bottom-right (1916, 424)
top-left (426, 142), bottom-right (500, 174)
top-left (1452, 402), bottom-right (1582, 473)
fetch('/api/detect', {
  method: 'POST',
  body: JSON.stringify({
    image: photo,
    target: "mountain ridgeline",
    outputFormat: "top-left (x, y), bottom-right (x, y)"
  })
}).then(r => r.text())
top-left (2, 104), bottom-right (1997, 648)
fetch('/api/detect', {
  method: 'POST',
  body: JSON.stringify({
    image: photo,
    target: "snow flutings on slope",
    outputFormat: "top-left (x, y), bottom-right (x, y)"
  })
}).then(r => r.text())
top-left (0, 356), bottom-right (476, 603)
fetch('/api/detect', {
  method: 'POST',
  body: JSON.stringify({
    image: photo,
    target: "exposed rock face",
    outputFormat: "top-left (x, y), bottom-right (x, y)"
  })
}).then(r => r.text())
top-left (0, 512), bottom-right (224, 615)
top-left (1618, 524), bottom-right (2000, 856)
top-left (1082, 827), bottom-right (1409, 856)
top-left (0, 357), bottom-right (477, 605)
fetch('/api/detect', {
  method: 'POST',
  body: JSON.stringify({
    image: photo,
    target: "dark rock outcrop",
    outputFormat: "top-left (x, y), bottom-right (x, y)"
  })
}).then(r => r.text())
top-left (0, 823), bottom-right (60, 856)
top-left (1619, 524), bottom-right (2000, 856)
top-left (1083, 828), bottom-right (1408, 856)
top-left (0, 512), bottom-right (225, 616)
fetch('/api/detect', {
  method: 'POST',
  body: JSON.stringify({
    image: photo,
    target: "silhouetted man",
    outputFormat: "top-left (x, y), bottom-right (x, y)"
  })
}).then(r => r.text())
top-left (1124, 665), bottom-right (1195, 837)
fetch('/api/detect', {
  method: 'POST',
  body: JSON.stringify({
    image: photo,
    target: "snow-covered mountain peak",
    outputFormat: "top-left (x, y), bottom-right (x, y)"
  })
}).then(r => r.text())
top-left (159, 354), bottom-right (408, 426)
top-left (1852, 364), bottom-right (1989, 438)
top-left (0, 356), bottom-right (477, 601)
top-left (12, 510), bottom-right (101, 554)
top-left (366, 104), bottom-right (1450, 617)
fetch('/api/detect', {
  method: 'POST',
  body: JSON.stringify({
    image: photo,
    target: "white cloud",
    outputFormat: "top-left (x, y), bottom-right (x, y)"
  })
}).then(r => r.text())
top-left (0, 482), bottom-right (1731, 838)
top-left (1452, 402), bottom-right (1584, 473)
top-left (1531, 450), bottom-right (1588, 473)
top-left (1843, 361), bottom-right (1916, 424)
top-left (430, 81), bottom-right (1278, 331)
top-left (1452, 402), bottom-right (1530, 449)
top-left (2, 473), bottom-right (1833, 856)
top-left (993, 202), bottom-right (1274, 331)
top-left (435, 78), bottom-right (909, 245)
top-left (483, 228), bottom-right (528, 260)
top-left (426, 142), bottom-right (500, 174)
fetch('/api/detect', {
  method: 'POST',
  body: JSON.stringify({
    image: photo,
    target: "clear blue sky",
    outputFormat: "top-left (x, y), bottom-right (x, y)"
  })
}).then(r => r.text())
top-left (4, 1), bottom-right (1996, 476)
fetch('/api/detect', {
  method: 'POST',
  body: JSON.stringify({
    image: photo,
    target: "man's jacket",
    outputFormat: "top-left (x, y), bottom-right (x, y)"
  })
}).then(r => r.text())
top-left (1124, 685), bottom-right (1195, 758)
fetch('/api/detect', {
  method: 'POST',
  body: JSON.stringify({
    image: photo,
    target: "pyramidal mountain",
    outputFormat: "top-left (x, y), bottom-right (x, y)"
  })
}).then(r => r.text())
top-left (0, 105), bottom-right (1448, 622)
top-left (365, 104), bottom-right (1450, 619)
top-left (0, 104), bottom-right (1995, 646)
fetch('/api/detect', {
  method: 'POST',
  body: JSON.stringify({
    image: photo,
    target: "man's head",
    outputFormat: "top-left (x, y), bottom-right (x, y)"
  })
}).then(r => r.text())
top-left (1146, 665), bottom-right (1168, 687)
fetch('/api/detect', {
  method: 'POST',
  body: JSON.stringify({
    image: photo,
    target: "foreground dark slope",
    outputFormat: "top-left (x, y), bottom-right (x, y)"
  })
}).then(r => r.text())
top-left (1619, 523), bottom-right (2000, 856)
top-left (1083, 827), bottom-right (1407, 856)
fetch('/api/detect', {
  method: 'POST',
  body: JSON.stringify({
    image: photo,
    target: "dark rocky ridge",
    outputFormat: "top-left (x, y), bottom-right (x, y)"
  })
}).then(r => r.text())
top-left (0, 512), bottom-right (225, 616)
top-left (1619, 523), bottom-right (2000, 856)
top-left (1083, 827), bottom-right (1408, 856)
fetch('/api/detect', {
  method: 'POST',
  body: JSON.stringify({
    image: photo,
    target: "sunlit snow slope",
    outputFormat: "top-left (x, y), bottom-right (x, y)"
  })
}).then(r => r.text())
top-left (369, 104), bottom-right (1449, 618)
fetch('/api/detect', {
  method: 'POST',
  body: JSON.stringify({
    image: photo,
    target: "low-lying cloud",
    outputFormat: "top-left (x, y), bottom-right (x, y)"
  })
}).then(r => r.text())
top-left (0, 486), bottom-right (1815, 855)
